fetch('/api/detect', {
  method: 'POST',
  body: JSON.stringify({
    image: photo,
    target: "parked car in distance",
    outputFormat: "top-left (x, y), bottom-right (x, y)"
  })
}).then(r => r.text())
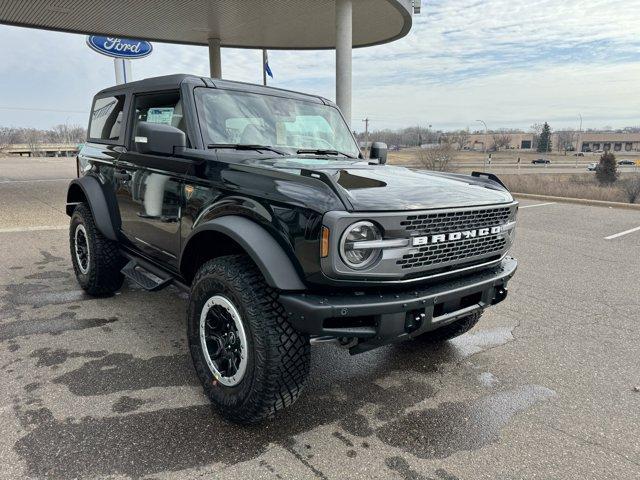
top-left (531, 158), bottom-right (551, 164)
top-left (587, 163), bottom-right (597, 171)
top-left (618, 159), bottom-right (635, 166)
top-left (574, 152), bottom-right (584, 157)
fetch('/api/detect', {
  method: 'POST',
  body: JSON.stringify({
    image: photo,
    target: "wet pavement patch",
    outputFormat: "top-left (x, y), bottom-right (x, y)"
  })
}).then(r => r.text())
top-left (385, 456), bottom-right (461, 480)
top-left (112, 396), bottom-right (152, 414)
top-left (35, 251), bottom-right (65, 266)
top-left (376, 385), bottom-right (555, 460)
top-left (53, 353), bottom-right (198, 396)
top-left (14, 404), bottom-right (269, 479)
top-left (0, 312), bottom-right (117, 342)
top-left (24, 271), bottom-right (71, 280)
top-left (30, 348), bottom-right (108, 368)
top-left (1, 282), bottom-right (92, 314)
top-left (15, 406), bottom-right (55, 429)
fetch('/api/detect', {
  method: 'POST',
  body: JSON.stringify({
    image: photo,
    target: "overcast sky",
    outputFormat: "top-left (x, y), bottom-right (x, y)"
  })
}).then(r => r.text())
top-left (1, 0), bottom-right (638, 132)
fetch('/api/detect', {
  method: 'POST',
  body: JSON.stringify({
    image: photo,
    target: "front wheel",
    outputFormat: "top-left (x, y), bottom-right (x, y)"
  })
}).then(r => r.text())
top-left (187, 255), bottom-right (310, 424)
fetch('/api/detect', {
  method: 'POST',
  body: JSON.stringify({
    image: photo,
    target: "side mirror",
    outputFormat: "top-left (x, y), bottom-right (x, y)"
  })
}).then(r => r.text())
top-left (135, 121), bottom-right (186, 156)
top-left (369, 142), bottom-right (388, 164)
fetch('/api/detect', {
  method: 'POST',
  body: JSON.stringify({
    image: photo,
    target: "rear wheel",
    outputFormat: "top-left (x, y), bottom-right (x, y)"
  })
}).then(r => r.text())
top-left (415, 311), bottom-right (483, 343)
top-left (187, 255), bottom-right (310, 424)
top-left (69, 203), bottom-right (125, 296)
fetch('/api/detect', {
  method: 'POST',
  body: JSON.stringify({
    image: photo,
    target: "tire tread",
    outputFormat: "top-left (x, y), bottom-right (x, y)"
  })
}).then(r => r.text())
top-left (188, 255), bottom-right (310, 423)
top-left (69, 203), bottom-right (124, 296)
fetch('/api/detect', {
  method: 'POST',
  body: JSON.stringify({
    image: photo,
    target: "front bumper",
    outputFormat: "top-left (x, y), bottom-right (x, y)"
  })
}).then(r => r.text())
top-left (279, 256), bottom-right (517, 354)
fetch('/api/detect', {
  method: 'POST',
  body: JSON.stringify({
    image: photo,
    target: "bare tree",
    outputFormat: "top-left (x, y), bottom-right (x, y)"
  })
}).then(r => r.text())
top-left (0, 127), bottom-right (19, 152)
top-left (530, 123), bottom-right (543, 150)
top-left (23, 128), bottom-right (44, 157)
top-left (492, 132), bottom-right (512, 150)
top-left (415, 142), bottom-right (456, 171)
top-left (450, 128), bottom-right (470, 150)
top-left (621, 175), bottom-right (640, 203)
top-left (556, 130), bottom-right (574, 152)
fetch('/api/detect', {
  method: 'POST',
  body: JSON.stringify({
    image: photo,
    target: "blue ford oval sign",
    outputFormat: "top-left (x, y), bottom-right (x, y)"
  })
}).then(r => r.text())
top-left (86, 36), bottom-right (153, 59)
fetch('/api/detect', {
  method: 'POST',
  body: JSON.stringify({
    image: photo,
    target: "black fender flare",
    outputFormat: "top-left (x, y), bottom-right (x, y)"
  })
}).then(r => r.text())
top-left (181, 216), bottom-right (306, 291)
top-left (66, 176), bottom-right (120, 241)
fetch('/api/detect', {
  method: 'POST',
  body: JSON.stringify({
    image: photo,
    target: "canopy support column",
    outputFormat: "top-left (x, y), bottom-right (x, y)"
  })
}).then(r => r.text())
top-left (335, 0), bottom-right (352, 127)
top-left (208, 38), bottom-right (222, 79)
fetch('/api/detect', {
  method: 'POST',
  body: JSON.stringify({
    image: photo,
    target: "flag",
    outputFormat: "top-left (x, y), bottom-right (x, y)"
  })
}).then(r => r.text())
top-left (264, 50), bottom-right (273, 79)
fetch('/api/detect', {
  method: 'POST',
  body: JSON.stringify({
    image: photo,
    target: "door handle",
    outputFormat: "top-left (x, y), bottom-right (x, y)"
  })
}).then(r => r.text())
top-left (114, 170), bottom-right (132, 181)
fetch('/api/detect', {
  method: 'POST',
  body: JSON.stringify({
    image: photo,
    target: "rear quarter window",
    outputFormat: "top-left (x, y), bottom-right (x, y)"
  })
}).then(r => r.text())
top-left (89, 95), bottom-right (126, 141)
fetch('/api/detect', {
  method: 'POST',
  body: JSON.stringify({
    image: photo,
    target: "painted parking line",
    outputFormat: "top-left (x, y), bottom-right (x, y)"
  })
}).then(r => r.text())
top-left (604, 225), bottom-right (640, 240)
top-left (519, 202), bottom-right (556, 209)
top-left (0, 225), bottom-right (67, 233)
top-left (0, 178), bottom-right (71, 184)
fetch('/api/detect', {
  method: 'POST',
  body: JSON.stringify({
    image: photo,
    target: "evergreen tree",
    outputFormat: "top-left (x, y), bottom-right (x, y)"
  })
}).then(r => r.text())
top-left (537, 122), bottom-right (552, 153)
top-left (596, 151), bottom-right (618, 184)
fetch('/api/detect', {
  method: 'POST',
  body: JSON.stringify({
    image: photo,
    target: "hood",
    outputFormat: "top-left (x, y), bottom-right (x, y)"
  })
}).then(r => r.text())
top-left (246, 157), bottom-right (513, 211)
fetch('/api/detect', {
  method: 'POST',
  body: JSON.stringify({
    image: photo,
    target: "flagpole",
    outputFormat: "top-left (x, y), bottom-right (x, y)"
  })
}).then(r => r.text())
top-left (262, 49), bottom-right (267, 86)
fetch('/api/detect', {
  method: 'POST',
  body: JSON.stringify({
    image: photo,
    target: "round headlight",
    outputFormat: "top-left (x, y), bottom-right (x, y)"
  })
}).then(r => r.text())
top-left (339, 221), bottom-right (382, 270)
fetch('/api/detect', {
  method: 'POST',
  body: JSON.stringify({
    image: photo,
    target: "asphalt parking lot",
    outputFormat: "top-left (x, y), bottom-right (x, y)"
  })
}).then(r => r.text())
top-left (0, 156), bottom-right (639, 479)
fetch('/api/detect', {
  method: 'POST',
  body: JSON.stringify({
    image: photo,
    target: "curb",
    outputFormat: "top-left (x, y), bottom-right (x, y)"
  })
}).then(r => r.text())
top-left (513, 192), bottom-right (640, 210)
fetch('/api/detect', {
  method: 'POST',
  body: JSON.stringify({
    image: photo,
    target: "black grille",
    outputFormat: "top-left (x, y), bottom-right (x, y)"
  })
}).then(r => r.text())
top-left (397, 236), bottom-right (507, 270)
top-left (400, 207), bottom-right (512, 234)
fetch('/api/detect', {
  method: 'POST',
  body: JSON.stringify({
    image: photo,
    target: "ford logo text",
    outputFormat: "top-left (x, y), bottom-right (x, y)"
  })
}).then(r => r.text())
top-left (86, 36), bottom-right (153, 59)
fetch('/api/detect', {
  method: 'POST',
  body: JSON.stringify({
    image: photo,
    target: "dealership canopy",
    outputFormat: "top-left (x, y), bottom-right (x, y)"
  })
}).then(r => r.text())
top-left (0, 0), bottom-right (415, 125)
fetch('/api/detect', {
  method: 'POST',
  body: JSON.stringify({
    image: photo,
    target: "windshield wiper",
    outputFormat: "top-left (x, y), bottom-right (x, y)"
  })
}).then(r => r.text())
top-left (207, 143), bottom-right (287, 156)
top-left (296, 148), bottom-right (356, 159)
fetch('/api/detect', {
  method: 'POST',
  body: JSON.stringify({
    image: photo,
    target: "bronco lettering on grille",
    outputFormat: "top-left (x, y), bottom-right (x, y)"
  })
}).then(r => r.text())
top-left (412, 226), bottom-right (502, 246)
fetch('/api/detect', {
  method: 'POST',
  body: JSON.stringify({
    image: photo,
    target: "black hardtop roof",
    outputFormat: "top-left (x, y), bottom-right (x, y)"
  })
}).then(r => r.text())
top-left (96, 74), bottom-right (330, 105)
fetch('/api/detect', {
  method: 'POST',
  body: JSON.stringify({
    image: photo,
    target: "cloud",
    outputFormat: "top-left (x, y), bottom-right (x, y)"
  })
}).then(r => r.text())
top-left (1, 0), bottom-right (639, 130)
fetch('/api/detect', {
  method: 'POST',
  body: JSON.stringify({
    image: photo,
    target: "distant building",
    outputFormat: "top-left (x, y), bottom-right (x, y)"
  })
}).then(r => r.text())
top-left (577, 133), bottom-right (640, 153)
top-left (465, 132), bottom-right (640, 153)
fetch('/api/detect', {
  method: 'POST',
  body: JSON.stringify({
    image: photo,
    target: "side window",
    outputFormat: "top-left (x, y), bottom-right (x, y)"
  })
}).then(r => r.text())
top-left (131, 91), bottom-right (186, 151)
top-left (89, 95), bottom-right (125, 141)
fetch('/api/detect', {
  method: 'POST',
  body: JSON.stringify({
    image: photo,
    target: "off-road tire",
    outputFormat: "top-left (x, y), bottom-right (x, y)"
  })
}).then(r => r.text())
top-left (415, 311), bottom-right (483, 343)
top-left (69, 203), bottom-right (125, 296)
top-left (187, 255), bottom-right (310, 424)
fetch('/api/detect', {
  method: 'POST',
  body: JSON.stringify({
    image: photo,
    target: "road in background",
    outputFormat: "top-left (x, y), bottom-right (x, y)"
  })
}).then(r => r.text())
top-left (0, 157), bottom-right (639, 479)
top-left (388, 148), bottom-right (640, 175)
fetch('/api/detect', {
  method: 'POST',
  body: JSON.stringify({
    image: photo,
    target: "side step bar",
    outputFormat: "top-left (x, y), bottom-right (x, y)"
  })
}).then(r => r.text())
top-left (119, 251), bottom-right (190, 293)
top-left (121, 260), bottom-right (173, 291)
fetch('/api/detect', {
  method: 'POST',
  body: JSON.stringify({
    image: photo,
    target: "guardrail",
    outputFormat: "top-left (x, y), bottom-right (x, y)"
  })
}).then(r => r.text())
top-left (1, 143), bottom-right (80, 157)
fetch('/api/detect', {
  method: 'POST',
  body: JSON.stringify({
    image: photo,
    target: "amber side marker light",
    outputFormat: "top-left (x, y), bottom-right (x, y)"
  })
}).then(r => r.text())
top-left (321, 226), bottom-right (330, 258)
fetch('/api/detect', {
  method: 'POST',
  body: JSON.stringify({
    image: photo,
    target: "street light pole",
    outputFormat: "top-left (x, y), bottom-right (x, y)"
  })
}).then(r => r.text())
top-left (476, 119), bottom-right (488, 170)
top-left (575, 113), bottom-right (582, 168)
top-left (362, 117), bottom-right (370, 156)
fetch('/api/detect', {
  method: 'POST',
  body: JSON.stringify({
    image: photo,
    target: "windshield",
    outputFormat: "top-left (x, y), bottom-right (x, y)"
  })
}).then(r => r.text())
top-left (194, 87), bottom-right (360, 158)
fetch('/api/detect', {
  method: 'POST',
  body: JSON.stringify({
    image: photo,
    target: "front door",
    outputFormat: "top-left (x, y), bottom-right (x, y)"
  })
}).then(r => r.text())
top-left (115, 91), bottom-right (189, 268)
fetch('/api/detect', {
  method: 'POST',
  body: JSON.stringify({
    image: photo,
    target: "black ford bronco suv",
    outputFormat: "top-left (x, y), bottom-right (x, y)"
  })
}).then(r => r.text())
top-left (67, 74), bottom-right (517, 423)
